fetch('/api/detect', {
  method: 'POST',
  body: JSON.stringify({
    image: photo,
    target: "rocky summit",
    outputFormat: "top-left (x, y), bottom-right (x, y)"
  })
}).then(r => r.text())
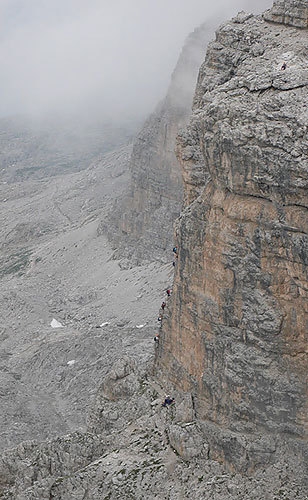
top-left (0, 1), bottom-right (308, 499)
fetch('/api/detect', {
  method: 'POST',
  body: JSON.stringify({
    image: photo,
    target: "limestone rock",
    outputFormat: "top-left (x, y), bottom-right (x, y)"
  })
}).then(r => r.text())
top-left (1, 2), bottom-right (308, 499)
top-left (2, 357), bottom-right (307, 499)
top-left (156, 2), bottom-right (308, 481)
top-left (103, 23), bottom-right (214, 264)
top-left (0, 135), bottom-right (170, 453)
top-left (87, 357), bottom-right (155, 435)
top-left (0, 358), bottom-right (181, 498)
top-left (264, 0), bottom-right (308, 28)
top-left (0, 432), bottom-right (106, 498)
top-left (167, 423), bottom-right (209, 461)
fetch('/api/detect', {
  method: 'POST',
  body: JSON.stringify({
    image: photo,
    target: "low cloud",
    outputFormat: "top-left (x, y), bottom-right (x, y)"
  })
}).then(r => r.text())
top-left (0, 0), bottom-right (272, 121)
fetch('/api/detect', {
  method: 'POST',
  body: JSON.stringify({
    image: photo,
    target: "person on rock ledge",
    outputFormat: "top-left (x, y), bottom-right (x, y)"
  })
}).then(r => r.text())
top-left (162, 395), bottom-right (175, 407)
top-left (281, 61), bottom-right (287, 70)
top-left (173, 253), bottom-right (178, 264)
top-left (161, 301), bottom-right (166, 310)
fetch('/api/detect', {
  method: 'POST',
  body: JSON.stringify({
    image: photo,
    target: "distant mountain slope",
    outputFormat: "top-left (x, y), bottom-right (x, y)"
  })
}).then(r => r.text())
top-left (0, 4), bottom-right (308, 499)
top-left (0, 137), bottom-right (172, 451)
top-left (0, 114), bottom-right (138, 182)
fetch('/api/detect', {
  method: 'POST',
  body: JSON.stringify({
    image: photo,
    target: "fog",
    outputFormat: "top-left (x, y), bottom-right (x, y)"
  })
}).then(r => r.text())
top-left (0, 0), bottom-right (273, 122)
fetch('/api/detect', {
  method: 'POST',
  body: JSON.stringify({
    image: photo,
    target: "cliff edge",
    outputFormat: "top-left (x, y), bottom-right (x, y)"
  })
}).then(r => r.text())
top-left (0, 3), bottom-right (308, 498)
top-left (157, 0), bottom-right (308, 477)
top-left (103, 23), bottom-right (214, 264)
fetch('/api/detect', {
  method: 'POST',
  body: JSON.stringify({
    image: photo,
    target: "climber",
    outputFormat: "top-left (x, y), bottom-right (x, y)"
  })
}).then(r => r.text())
top-left (281, 62), bottom-right (287, 70)
top-left (158, 315), bottom-right (162, 322)
top-left (161, 301), bottom-right (166, 310)
top-left (162, 395), bottom-right (175, 407)
top-left (154, 335), bottom-right (159, 343)
top-left (173, 246), bottom-right (178, 254)
top-left (166, 289), bottom-right (171, 297)
top-left (172, 261), bottom-right (176, 267)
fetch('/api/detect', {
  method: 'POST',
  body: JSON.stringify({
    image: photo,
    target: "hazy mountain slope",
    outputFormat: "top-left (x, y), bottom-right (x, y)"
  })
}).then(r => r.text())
top-left (1, 2), bottom-right (307, 499)
top-left (104, 22), bottom-right (216, 264)
top-left (0, 115), bottom-right (138, 182)
top-left (0, 141), bottom-right (172, 451)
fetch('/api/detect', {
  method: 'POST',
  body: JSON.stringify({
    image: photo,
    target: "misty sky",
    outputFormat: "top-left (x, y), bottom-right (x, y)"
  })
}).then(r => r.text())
top-left (0, 0), bottom-right (273, 122)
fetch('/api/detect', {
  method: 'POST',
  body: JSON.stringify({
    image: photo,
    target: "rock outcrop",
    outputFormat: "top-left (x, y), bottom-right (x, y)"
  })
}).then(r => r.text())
top-left (264, 0), bottom-right (308, 27)
top-left (104, 23), bottom-right (214, 264)
top-left (156, 0), bottom-right (308, 480)
top-left (1, 2), bottom-right (308, 498)
top-left (1, 357), bottom-right (307, 499)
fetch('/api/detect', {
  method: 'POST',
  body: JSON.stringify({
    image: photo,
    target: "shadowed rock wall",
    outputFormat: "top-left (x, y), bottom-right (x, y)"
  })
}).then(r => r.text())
top-left (104, 23), bottom-right (215, 264)
top-left (157, 2), bottom-right (308, 475)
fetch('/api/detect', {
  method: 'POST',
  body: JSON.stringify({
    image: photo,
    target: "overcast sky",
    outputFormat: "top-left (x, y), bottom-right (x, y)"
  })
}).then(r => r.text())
top-left (0, 0), bottom-right (273, 122)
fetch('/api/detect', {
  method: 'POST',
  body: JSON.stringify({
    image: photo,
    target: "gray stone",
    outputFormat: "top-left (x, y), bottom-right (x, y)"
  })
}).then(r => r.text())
top-left (156, 0), bottom-right (308, 483)
top-left (264, 0), bottom-right (308, 28)
top-left (103, 23), bottom-right (217, 264)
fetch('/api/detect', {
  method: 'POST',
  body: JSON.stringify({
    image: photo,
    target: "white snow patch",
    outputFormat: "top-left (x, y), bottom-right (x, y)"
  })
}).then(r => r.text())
top-left (67, 360), bottom-right (76, 366)
top-left (135, 324), bottom-right (145, 329)
top-left (50, 318), bottom-right (64, 328)
top-left (100, 321), bottom-right (110, 327)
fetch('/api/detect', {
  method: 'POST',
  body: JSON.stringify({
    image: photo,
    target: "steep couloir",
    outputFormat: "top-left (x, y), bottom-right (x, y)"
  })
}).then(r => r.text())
top-left (157, 0), bottom-right (308, 475)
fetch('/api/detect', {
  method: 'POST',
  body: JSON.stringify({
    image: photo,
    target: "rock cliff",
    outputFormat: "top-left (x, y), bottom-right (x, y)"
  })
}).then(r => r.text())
top-left (104, 23), bottom-right (214, 264)
top-left (264, 0), bottom-right (308, 27)
top-left (1, 2), bottom-right (308, 498)
top-left (156, 0), bottom-right (308, 478)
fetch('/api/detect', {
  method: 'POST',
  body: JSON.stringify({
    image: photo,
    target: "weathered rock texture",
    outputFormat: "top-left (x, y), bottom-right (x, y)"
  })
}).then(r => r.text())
top-left (2, 3), bottom-right (308, 498)
top-left (264, 0), bottom-right (308, 27)
top-left (157, 0), bottom-right (308, 481)
top-left (104, 23), bottom-right (214, 264)
top-left (0, 126), bottom-right (173, 453)
top-left (1, 357), bottom-right (307, 499)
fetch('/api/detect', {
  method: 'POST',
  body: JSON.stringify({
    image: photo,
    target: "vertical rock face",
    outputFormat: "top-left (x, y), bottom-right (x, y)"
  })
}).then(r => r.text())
top-left (157, 4), bottom-right (308, 474)
top-left (106, 24), bottom-right (214, 264)
top-left (264, 0), bottom-right (308, 27)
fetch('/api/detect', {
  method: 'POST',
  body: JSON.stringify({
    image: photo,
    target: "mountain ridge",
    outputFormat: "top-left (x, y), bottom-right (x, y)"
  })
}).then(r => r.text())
top-left (0, 1), bottom-right (307, 498)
